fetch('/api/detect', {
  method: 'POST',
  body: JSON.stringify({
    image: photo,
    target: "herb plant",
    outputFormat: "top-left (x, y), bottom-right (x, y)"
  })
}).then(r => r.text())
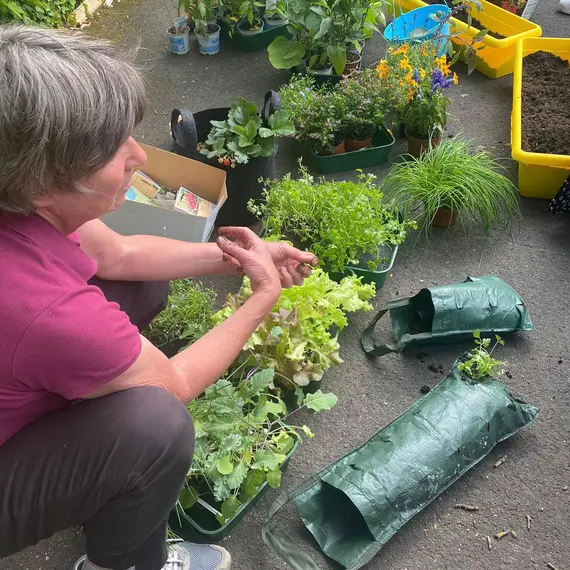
top-left (279, 75), bottom-right (345, 154)
top-left (249, 166), bottom-right (415, 272)
top-left (458, 330), bottom-right (506, 381)
top-left (177, 368), bottom-right (337, 523)
top-left (198, 97), bottom-right (295, 166)
top-left (211, 268), bottom-right (375, 390)
top-left (380, 138), bottom-right (520, 235)
top-left (144, 279), bottom-right (216, 345)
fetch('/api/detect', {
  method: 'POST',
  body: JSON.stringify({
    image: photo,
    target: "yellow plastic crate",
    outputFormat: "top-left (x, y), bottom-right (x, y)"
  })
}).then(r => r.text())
top-left (389, 0), bottom-right (542, 78)
top-left (511, 37), bottom-right (570, 199)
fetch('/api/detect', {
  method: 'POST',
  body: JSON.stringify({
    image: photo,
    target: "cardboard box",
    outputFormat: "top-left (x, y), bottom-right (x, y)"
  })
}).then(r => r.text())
top-left (102, 144), bottom-right (227, 243)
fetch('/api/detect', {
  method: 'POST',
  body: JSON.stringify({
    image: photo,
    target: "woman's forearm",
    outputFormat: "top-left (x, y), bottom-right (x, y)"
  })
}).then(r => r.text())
top-left (170, 290), bottom-right (276, 401)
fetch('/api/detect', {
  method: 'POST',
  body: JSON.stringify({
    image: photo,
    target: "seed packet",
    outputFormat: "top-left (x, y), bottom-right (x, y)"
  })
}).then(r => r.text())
top-left (174, 186), bottom-right (217, 218)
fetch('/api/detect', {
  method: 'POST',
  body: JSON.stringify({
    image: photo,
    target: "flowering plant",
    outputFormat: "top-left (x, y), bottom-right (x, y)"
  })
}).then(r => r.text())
top-left (336, 69), bottom-right (388, 141)
top-left (279, 75), bottom-right (345, 154)
top-left (377, 42), bottom-right (458, 138)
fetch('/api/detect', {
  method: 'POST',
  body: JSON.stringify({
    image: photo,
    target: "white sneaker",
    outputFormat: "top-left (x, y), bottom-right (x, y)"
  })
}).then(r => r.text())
top-left (560, 0), bottom-right (570, 14)
top-left (74, 542), bottom-right (231, 570)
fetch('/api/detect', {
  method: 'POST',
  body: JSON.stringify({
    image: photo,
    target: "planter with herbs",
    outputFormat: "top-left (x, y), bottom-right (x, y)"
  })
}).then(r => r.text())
top-left (511, 38), bottom-right (570, 199)
top-left (381, 138), bottom-right (520, 235)
top-left (185, 0), bottom-right (223, 54)
top-left (267, 0), bottom-right (384, 79)
top-left (171, 93), bottom-right (294, 226)
top-left (395, 0), bottom-right (542, 78)
top-left (249, 167), bottom-right (415, 285)
top-left (279, 71), bottom-right (395, 173)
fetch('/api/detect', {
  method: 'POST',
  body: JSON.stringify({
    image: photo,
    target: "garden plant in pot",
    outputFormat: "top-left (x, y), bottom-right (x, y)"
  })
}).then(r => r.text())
top-left (193, 0), bottom-right (222, 54)
top-left (279, 74), bottom-right (345, 155)
top-left (378, 42), bottom-right (458, 157)
top-left (267, 0), bottom-right (386, 77)
top-left (171, 93), bottom-right (294, 226)
top-left (264, 0), bottom-right (288, 29)
top-left (381, 138), bottom-right (520, 233)
top-left (235, 0), bottom-right (265, 35)
top-left (248, 165), bottom-right (416, 286)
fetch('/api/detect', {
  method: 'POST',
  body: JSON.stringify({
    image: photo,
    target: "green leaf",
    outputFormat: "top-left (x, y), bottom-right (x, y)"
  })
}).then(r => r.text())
top-left (227, 459), bottom-right (248, 490)
top-left (252, 450), bottom-right (280, 470)
top-left (258, 127), bottom-right (275, 139)
top-left (473, 329), bottom-right (481, 339)
top-left (314, 17), bottom-right (331, 40)
top-left (220, 495), bottom-right (240, 521)
top-left (327, 44), bottom-right (346, 76)
top-left (309, 5), bottom-right (326, 16)
top-left (266, 469), bottom-right (282, 488)
top-left (304, 390), bottom-right (338, 412)
top-left (216, 455), bottom-right (234, 475)
top-left (450, 49), bottom-right (461, 65)
top-left (268, 36), bottom-right (305, 69)
top-left (250, 369), bottom-right (274, 393)
top-left (473, 29), bottom-right (488, 42)
top-left (178, 486), bottom-right (199, 509)
top-left (253, 400), bottom-right (283, 420)
top-left (268, 110), bottom-right (296, 136)
top-left (241, 469), bottom-right (265, 498)
top-left (300, 424), bottom-right (315, 439)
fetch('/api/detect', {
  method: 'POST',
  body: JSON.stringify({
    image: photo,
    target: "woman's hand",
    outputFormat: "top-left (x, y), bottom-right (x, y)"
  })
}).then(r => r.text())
top-left (216, 227), bottom-right (281, 300)
top-left (266, 241), bottom-right (318, 288)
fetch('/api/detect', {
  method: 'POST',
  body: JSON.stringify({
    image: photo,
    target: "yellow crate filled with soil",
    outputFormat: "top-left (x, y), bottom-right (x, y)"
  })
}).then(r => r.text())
top-left (511, 37), bottom-right (570, 199)
top-left (389, 0), bottom-right (542, 78)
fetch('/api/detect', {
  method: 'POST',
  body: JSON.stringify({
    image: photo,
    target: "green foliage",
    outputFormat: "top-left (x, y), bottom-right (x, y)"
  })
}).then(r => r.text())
top-left (0, 0), bottom-right (75, 27)
top-left (249, 165), bottom-right (415, 272)
top-left (458, 330), bottom-right (506, 381)
top-left (144, 279), bottom-right (216, 346)
top-left (191, 0), bottom-right (220, 35)
top-left (380, 138), bottom-right (521, 236)
top-left (198, 97), bottom-right (294, 166)
top-left (181, 368), bottom-right (337, 523)
top-left (211, 268), bottom-right (375, 387)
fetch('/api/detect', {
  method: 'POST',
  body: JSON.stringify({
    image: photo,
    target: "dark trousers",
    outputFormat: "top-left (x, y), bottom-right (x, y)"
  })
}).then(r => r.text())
top-left (0, 279), bottom-right (193, 570)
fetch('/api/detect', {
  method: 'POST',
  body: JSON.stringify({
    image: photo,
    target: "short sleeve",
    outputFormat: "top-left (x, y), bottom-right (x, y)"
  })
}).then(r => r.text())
top-left (13, 286), bottom-right (142, 400)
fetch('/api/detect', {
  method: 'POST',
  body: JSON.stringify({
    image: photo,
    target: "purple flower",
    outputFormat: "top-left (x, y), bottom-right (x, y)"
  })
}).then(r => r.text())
top-left (412, 68), bottom-right (421, 83)
top-left (431, 68), bottom-right (454, 92)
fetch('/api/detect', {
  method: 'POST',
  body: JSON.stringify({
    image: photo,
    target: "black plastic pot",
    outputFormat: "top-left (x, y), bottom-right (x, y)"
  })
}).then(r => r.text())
top-left (171, 91), bottom-right (281, 227)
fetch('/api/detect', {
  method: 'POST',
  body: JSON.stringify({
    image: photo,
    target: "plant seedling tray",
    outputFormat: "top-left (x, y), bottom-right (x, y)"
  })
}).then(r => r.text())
top-left (168, 443), bottom-right (298, 542)
top-left (302, 126), bottom-right (395, 175)
top-left (328, 244), bottom-right (399, 288)
top-left (221, 20), bottom-right (291, 52)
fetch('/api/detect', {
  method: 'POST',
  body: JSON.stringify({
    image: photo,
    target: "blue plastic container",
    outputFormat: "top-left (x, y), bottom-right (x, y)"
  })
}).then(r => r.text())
top-left (196, 23), bottom-right (221, 55)
top-left (384, 5), bottom-right (451, 56)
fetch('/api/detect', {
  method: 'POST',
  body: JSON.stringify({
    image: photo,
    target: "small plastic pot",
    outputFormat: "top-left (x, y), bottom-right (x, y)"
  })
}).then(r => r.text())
top-left (343, 51), bottom-right (362, 74)
top-left (263, 14), bottom-right (288, 29)
top-left (432, 208), bottom-right (458, 228)
top-left (406, 130), bottom-right (441, 158)
top-left (167, 25), bottom-right (190, 55)
top-left (345, 136), bottom-right (373, 152)
top-left (304, 58), bottom-right (333, 76)
top-left (196, 23), bottom-right (221, 55)
top-left (317, 139), bottom-right (346, 156)
top-left (236, 18), bottom-right (265, 35)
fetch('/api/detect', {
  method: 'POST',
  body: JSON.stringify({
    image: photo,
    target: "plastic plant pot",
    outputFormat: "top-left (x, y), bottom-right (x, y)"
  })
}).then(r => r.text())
top-left (236, 18), bottom-right (265, 36)
top-left (327, 244), bottom-right (399, 288)
top-left (304, 58), bottom-right (333, 76)
top-left (169, 443), bottom-right (298, 542)
top-left (264, 14), bottom-right (288, 29)
top-left (228, 20), bottom-right (291, 52)
top-left (196, 23), bottom-right (221, 55)
top-left (302, 125), bottom-right (395, 175)
top-left (167, 24), bottom-right (190, 54)
top-left (406, 130), bottom-right (441, 158)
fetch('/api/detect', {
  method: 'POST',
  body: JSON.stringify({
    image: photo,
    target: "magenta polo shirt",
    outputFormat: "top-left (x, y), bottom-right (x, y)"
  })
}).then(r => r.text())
top-left (0, 214), bottom-right (141, 447)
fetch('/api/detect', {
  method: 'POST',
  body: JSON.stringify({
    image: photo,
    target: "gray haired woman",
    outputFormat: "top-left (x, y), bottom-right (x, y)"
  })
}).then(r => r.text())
top-left (0, 25), bottom-right (316, 570)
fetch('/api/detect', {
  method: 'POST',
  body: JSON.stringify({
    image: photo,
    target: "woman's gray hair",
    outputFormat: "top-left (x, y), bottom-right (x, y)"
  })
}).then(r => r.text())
top-left (0, 25), bottom-right (146, 214)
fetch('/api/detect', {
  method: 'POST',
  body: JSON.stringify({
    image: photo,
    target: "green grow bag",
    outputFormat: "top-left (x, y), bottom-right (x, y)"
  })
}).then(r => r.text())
top-left (328, 245), bottom-right (398, 288)
top-left (303, 126), bottom-right (395, 175)
top-left (361, 275), bottom-right (534, 357)
top-left (169, 443), bottom-right (298, 543)
top-left (263, 360), bottom-right (539, 569)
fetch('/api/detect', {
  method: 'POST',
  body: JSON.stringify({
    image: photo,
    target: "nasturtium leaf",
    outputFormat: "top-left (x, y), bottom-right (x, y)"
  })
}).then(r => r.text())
top-left (178, 486), bottom-right (199, 510)
top-left (219, 495), bottom-right (240, 522)
top-left (266, 469), bottom-right (282, 489)
top-left (304, 390), bottom-right (338, 412)
top-left (216, 455), bottom-right (234, 475)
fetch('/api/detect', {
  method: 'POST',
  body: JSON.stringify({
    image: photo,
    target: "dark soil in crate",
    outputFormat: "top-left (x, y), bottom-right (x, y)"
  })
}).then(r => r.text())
top-left (425, 0), bottom-right (506, 39)
top-left (522, 51), bottom-right (570, 156)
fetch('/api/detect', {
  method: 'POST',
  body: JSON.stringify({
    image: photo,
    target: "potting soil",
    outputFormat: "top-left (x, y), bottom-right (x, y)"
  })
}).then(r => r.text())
top-left (522, 51), bottom-right (570, 156)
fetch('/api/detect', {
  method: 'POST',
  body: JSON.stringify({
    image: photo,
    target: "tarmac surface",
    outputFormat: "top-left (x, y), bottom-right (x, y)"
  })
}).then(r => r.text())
top-left (2, 3), bottom-right (569, 570)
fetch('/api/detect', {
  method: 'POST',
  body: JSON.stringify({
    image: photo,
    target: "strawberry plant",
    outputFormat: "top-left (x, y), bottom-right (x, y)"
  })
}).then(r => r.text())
top-left (211, 268), bottom-right (375, 390)
top-left (176, 368), bottom-right (337, 524)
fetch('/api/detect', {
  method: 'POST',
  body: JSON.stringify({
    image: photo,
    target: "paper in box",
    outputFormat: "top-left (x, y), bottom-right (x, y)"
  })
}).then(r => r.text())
top-left (102, 144), bottom-right (227, 243)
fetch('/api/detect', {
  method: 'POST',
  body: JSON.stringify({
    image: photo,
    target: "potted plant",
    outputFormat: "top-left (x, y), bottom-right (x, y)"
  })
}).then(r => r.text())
top-left (171, 94), bottom-right (294, 226)
top-left (381, 138), bottom-right (520, 234)
top-left (264, 0), bottom-right (288, 29)
top-left (236, 0), bottom-right (266, 35)
top-left (279, 74), bottom-right (345, 156)
top-left (193, 0), bottom-right (222, 54)
top-left (167, 15), bottom-right (191, 54)
top-left (249, 166), bottom-right (416, 285)
top-left (378, 41), bottom-right (458, 157)
top-left (144, 279), bottom-right (216, 356)
top-left (211, 268), bottom-right (376, 391)
top-left (337, 69), bottom-right (389, 151)
top-left (170, 368), bottom-right (338, 540)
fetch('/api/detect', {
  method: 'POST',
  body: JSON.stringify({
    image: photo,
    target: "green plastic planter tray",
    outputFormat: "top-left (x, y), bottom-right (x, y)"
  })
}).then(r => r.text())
top-left (221, 21), bottom-right (291, 52)
top-left (303, 126), bottom-right (395, 175)
top-left (328, 244), bottom-right (399, 288)
top-left (286, 51), bottom-right (364, 86)
top-left (169, 443), bottom-right (298, 542)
